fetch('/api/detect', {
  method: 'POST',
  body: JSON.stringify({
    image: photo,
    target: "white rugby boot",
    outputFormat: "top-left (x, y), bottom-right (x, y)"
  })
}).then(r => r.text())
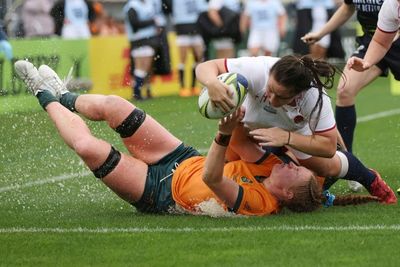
top-left (14, 60), bottom-right (59, 98)
top-left (38, 64), bottom-right (71, 96)
top-left (348, 180), bottom-right (363, 192)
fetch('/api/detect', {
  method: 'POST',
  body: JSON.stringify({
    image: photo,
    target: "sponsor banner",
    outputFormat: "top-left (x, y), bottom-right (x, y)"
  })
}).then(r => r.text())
top-left (0, 38), bottom-right (89, 96)
top-left (89, 33), bottom-right (195, 98)
top-left (1, 33), bottom-right (196, 98)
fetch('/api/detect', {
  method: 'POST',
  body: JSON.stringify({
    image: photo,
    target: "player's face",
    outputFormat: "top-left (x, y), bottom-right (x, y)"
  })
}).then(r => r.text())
top-left (266, 75), bottom-right (297, 107)
top-left (267, 162), bottom-right (312, 190)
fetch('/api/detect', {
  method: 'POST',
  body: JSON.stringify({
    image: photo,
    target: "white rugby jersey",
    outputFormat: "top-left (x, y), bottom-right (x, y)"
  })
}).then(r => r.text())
top-left (377, 0), bottom-right (400, 33)
top-left (244, 0), bottom-right (286, 31)
top-left (225, 56), bottom-right (336, 136)
top-left (209, 0), bottom-right (241, 13)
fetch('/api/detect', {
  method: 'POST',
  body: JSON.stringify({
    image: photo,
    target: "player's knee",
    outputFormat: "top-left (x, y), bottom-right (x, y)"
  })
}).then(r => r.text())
top-left (114, 108), bottom-right (146, 138)
top-left (92, 146), bottom-right (121, 179)
top-left (103, 95), bottom-right (127, 107)
top-left (337, 84), bottom-right (357, 103)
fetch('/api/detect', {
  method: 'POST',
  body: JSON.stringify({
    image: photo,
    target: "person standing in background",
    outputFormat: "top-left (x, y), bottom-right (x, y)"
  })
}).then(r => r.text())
top-left (169, 0), bottom-right (207, 97)
top-left (293, 0), bottom-right (344, 59)
top-left (240, 0), bottom-right (287, 57)
top-left (151, 0), bottom-right (172, 91)
top-left (22, 0), bottom-right (55, 38)
top-left (208, 0), bottom-right (242, 59)
top-left (123, 0), bottom-right (159, 101)
top-left (0, 26), bottom-right (13, 60)
top-left (51, 0), bottom-right (95, 39)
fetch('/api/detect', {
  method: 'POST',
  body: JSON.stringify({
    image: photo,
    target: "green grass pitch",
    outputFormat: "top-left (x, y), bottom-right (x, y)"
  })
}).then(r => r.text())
top-left (1, 77), bottom-right (400, 266)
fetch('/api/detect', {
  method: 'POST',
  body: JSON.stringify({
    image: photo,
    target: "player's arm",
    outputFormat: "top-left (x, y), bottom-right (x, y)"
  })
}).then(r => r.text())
top-left (347, 29), bottom-right (397, 71)
top-left (203, 110), bottom-right (243, 208)
top-left (366, 28), bottom-right (397, 59)
top-left (278, 12), bottom-right (287, 39)
top-left (208, 8), bottom-right (224, 27)
top-left (239, 13), bottom-right (250, 34)
top-left (229, 123), bottom-right (266, 163)
top-left (301, 3), bottom-right (355, 44)
top-left (250, 126), bottom-right (337, 158)
top-left (127, 8), bottom-right (155, 31)
top-left (195, 59), bottom-right (235, 112)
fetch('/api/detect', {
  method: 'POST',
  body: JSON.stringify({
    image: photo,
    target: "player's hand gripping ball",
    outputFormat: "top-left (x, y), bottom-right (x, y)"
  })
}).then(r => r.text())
top-left (198, 73), bottom-right (248, 119)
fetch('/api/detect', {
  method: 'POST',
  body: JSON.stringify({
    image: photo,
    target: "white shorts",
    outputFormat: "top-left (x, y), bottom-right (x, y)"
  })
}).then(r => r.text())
top-left (311, 6), bottom-right (330, 48)
top-left (247, 29), bottom-right (280, 53)
top-left (131, 46), bottom-right (155, 58)
top-left (176, 34), bottom-right (204, 47)
top-left (61, 23), bottom-right (91, 39)
top-left (213, 38), bottom-right (234, 50)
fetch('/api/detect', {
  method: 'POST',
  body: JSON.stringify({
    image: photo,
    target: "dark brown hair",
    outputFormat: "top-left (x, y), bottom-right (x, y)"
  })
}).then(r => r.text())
top-left (270, 54), bottom-right (339, 132)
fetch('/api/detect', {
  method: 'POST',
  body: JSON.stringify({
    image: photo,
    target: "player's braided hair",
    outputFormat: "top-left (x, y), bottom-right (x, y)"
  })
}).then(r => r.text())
top-left (270, 54), bottom-right (340, 132)
top-left (285, 174), bottom-right (380, 213)
top-left (330, 195), bottom-right (380, 206)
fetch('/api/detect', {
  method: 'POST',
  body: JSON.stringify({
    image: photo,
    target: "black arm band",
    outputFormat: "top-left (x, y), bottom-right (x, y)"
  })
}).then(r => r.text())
top-left (214, 133), bottom-right (231, 147)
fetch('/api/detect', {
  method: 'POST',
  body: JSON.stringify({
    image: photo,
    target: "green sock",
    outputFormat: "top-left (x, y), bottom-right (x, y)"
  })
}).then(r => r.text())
top-left (60, 92), bottom-right (79, 112)
top-left (37, 91), bottom-right (58, 110)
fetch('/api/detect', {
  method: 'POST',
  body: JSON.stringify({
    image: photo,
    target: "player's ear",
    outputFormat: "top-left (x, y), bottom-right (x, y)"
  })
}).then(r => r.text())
top-left (285, 189), bottom-right (294, 200)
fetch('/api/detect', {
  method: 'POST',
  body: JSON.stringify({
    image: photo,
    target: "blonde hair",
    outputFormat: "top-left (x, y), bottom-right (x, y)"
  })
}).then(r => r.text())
top-left (285, 174), bottom-right (322, 213)
top-left (284, 174), bottom-right (380, 213)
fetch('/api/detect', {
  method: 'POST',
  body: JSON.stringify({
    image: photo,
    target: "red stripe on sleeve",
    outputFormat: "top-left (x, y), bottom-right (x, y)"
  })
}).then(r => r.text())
top-left (377, 27), bottom-right (398, 34)
top-left (315, 124), bottom-right (336, 134)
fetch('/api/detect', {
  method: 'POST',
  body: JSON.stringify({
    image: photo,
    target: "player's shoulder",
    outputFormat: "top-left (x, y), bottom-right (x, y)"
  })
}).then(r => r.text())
top-left (298, 88), bottom-right (331, 111)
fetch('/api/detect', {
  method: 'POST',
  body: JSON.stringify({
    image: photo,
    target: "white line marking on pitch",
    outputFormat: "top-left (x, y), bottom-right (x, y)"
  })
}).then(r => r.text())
top-left (0, 171), bottom-right (91, 193)
top-left (1, 108), bottom-right (399, 194)
top-left (0, 225), bottom-right (399, 234)
top-left (357, 108), bottom-right (400, 123)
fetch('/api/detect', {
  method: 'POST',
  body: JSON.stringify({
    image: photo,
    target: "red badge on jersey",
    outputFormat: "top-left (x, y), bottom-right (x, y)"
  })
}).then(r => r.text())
top-left (294, 115), bottom-right (304, 124)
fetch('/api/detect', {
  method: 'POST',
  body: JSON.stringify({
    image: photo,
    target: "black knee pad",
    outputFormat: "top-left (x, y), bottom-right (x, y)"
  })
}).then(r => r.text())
top-left (92, 146), bottom-right (121, 179)
top-left (115, 108), bottom-right (146, 138)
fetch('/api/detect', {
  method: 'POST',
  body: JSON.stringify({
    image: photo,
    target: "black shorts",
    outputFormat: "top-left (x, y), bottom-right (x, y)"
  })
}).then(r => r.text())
top-left (130, 36), bottom-right (160, 50)
top-left (132, 143), bottom-right (201, 213)
top-left (353, 35), bottom-right (400, 80)
top-left (175, 23), bottom-right (200, 35)
top-left (292, 8), bottom-right (344, 58)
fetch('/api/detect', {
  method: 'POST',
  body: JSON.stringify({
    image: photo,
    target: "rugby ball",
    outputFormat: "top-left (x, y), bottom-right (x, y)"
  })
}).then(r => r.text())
top-left (198, 73), bottom-right (248, 119)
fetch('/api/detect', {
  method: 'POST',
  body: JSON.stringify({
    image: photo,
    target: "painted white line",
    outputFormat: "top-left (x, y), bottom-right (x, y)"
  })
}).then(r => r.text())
top-left (0, 225), bottom-right (399, 234)
top-left (1, 108), bottom-right (399, 194)
top-left (0, 171), bottom-right (91, 193)
top-left (358, 108), bottom-right (400, 123)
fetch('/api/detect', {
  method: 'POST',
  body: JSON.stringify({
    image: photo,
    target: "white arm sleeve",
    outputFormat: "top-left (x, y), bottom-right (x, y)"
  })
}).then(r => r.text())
top-left (225, 56), bottom-right (279, 97)
top-left (377, 0), bottom-right (400, 33)
top-left (300, 89), bottom-right (336, 133)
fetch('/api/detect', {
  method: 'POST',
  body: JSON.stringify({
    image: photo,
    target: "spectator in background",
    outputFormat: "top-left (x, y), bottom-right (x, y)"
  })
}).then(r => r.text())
top-left (51, 0), bottom-right (95, 39)
top-left (240, 0), bottom-right (287, 57)
top-left (123, 0), bottom-right (160, 101)
top-left (207, 0), bottom-right (242, 59)
top-left (22, 0), bottom-right (55, 38)
top-left (169, 0), bottom-right (207, 97)
top-left (292, 0), bottom-right (344, 59)
top-left (90, 1), bottom-right (120, 36)
top-left (151, 0), bottom-right (171, 84)
top-left (0, 26), bottom-right (13, 60)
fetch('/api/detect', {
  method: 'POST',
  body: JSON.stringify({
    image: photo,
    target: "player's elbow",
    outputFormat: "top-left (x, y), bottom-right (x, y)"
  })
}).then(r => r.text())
top-left (202, 170), bottom-right (220, 187)
top-left (321, 143), bottom-right (337, 158)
